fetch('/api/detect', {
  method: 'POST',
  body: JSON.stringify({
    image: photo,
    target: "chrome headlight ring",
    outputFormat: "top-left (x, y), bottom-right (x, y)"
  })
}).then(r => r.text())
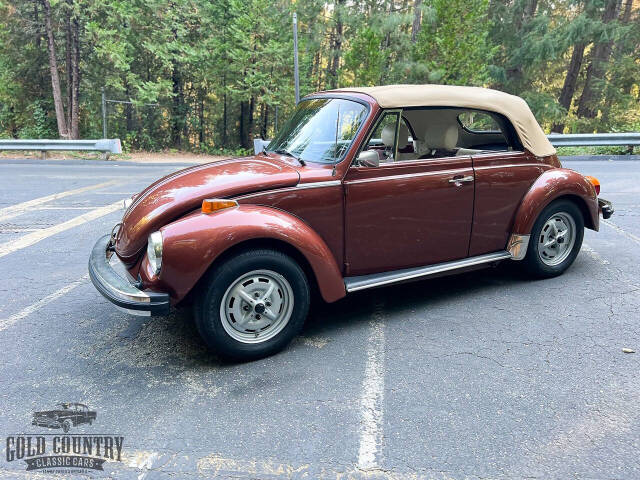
top-left (147, 231), bottom-right (163, 276)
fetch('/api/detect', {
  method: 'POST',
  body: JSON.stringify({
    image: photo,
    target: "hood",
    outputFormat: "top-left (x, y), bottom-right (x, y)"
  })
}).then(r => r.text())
top-left (115, 157), bottom-right (300, 261)
top-left (33, 410), bottom-right (63, 418)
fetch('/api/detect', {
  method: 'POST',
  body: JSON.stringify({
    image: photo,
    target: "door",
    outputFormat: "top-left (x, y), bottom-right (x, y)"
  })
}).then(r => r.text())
top-left (343, 112), bottom-right (475, 276)
top-left (469, 151), bottom-right (547, 256)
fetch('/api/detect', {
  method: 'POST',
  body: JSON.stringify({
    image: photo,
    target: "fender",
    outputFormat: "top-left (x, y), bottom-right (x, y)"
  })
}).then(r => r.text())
top-left (508, 168), bottom-right (599, 259)
top-left (140, 205), bottom-right (346, 304)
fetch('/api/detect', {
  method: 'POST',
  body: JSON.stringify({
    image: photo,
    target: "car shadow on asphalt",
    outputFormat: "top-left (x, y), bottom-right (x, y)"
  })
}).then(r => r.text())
top-left (303, 262), bottom-right (530, 334)
top-left (126, 262), bottom-right (532, 367)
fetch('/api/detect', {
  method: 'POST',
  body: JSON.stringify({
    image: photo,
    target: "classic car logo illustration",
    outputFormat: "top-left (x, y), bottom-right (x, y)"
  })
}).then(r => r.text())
top-left (5, 403), bottom-right (124, 474)
top-left (32, 402), bottom-right (97, 433)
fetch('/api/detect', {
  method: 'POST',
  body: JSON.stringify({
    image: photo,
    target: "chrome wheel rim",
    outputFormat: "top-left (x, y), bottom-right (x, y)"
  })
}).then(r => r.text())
top-left (538, 212), bottom-right (576, 266)
top-left (219, 269), bottom-right (294, 344)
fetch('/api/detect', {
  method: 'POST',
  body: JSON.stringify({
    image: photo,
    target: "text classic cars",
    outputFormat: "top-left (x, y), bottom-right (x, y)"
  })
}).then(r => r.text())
top-left (89, 84), bottom-right (614, 360)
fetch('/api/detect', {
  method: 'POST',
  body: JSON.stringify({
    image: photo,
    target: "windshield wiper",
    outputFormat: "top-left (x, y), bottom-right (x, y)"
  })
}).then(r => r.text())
top-left (272, 148), bottom-right (305, 166)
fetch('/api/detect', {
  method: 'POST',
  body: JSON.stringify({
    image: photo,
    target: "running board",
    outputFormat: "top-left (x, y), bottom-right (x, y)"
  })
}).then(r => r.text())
top-left (344, 251), bottom-right (512, 292)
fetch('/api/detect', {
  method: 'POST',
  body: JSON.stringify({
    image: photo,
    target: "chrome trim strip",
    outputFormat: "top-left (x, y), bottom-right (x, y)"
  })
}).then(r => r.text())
top-left (473, 163), bottom-right (546, 170)
top-left (507, 234), bottom-right (530, 261)
top-left (344, 251), bottom-right (512, 292)
top-left (295, 180), bottom-right (342, 189)
top-left (345, 168), bottom-right (471, 185)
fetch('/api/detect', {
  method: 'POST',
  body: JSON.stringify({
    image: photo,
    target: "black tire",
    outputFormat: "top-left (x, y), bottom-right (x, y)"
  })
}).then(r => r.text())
top-left (194, 249), bottom-right (310, 361)
top-left (62, 420), bottom-right (71, 433)
top-left (522, 199), bottom-right (584, 278)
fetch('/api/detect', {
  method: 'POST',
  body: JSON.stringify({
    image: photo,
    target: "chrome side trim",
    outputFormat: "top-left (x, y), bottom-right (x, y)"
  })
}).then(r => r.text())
top-left (507, 234), bottom-right (530, 261)
top-left (344, 251), bottom-right (512, 292)
top-left (295, 180), bottom-right (342, 189)
top-left (345, 168), bottom-right (469, 185)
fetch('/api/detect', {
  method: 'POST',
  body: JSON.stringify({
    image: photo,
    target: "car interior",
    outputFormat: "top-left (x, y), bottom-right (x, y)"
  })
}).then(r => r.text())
top-left (357, 107), bottom-right (524, 165)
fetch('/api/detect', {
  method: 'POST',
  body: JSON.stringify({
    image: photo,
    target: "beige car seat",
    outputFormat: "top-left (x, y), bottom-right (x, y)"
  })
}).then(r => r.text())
top-left (381, 123), bottom-right (411, 161)
top-left (415, 123), bottom-right (459, 158)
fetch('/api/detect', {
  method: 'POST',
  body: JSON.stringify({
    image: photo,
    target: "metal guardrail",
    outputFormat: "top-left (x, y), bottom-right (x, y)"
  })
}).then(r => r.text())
top-left (547, 133), bottom-right (640, 148)
top-left (255, 133), bottom-right (640, 155)
top-left (0, 139), bottom-right (122, 159)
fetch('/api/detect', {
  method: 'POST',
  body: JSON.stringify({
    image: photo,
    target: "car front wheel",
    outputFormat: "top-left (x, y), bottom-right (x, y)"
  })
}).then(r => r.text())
top-left (194, 249), bottom-right (310, 360)
top-left (522, 199), bottom-right (584, 278)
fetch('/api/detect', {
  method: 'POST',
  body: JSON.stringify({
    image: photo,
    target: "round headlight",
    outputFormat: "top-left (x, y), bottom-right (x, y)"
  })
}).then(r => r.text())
top-left (147, 231), bottom-right (163, 276)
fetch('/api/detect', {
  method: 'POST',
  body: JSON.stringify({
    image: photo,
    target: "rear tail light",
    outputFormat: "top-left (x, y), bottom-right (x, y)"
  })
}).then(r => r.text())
top-left (585, 175), bottom-right (600, 195)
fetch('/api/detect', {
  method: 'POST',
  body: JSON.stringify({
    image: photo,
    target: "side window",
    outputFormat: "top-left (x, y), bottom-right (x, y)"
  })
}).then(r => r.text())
top-left (362, 112), bottom-right (399, 163)
top-left (458, 111), bottom-right (501, 133)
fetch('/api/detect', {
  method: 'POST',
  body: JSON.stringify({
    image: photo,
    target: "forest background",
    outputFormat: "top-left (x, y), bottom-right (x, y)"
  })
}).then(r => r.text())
top-left (0, 0), bottom-right (638, 154)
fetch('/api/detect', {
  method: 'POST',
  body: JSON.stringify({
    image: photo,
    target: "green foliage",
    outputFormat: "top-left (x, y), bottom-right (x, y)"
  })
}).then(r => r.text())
top-left (18, 101), bottom-right (57, 139)
top-left (342, 28), bottom-right (385, 86)
top-left (0, 0), bottom-right (638, 151)
top-left (413, 0), bottom-right (493, 85)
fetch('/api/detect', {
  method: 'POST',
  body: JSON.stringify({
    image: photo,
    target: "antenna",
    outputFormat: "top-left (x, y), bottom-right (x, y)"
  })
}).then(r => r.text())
top-left (334, 104), bottom-right (340, 163)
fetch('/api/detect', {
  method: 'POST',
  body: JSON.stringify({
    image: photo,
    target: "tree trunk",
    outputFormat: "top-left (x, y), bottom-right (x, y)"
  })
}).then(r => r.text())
top-left (261, 103), bottom-right (268, 139)
top-left (34, 1), bottom-right (41, 49)
top-left (41, 0), bottom-right (69, 138)
top-left (552, 43), bottom-right (585, 133)
top-left (601, 0), bottom-right (635, 123)
top-left (239, 100), bottom-right (245, 148)
top-left (199, 88), bottom-right (205, 147)
top-left (222, 89), bottom-right (227, 147)
top-left (171, 63), bottom-right (183, 148)
top-left (70, 12), bottom-right (79, 139)
top-left (65, 7), bottom-right (72, 134)
top-left (506, 0), bottom-right (539, 87)
top-left (125, 83), bottom-right (133, 132)
top-left (411, 0), bottom-right (423, 43)
top-left (247, 96), bottom-right (255, 147)
top-left (620, 0), bottom-right (633, 23)
top-left (576, 0), bottom-right (622, 118)
top-left (328, 0), bottom-right (344, 89)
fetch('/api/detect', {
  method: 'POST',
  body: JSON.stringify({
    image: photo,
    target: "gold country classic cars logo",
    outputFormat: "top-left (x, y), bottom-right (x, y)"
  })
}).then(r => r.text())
top-left (5, 402), bottom-right (124, 474)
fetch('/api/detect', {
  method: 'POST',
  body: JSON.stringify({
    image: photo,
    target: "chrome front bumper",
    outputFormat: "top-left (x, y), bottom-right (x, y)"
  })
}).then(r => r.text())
top-left (88, 234), bottom-right (170, 316)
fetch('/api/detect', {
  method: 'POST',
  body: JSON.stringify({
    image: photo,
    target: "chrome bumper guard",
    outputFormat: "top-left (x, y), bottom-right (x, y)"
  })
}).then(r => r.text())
top-left (598, 198), bottom-right (614, 220)
top-left (88, 234), bottom-right (170, 316)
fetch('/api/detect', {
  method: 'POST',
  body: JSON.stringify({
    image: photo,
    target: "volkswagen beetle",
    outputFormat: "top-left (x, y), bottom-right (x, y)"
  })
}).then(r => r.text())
top-left (89, 85), bottom-right (614, 360)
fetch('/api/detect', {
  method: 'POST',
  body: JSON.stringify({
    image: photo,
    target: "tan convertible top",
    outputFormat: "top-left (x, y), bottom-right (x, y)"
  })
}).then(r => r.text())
top-left (332, 85), bottom-right (555, 157)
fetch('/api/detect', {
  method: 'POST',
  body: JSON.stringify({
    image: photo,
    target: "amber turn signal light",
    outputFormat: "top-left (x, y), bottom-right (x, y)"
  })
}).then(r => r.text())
top-left (201, 198), bottom-right (238, 214)
top-left (585, 175), bottom-right (601, 195)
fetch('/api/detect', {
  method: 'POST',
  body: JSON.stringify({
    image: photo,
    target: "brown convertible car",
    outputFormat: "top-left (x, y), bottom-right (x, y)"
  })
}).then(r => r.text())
top-left (89, 85), bottom-right (613, 360)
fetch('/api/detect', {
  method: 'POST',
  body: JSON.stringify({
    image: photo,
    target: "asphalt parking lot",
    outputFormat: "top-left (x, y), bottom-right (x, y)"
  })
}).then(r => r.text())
top-left (0, 156), bottom-right (639, 479)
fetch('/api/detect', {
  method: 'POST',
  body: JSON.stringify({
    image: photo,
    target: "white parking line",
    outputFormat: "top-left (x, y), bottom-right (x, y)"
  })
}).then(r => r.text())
top-left (0, 200), bottom-right (122, 259)
top-left (0, 275), bottom-right (87, 332)
top-left (36, 206), bottom-right (96, 210)
top-left (602, 219), bottom-right (640, 246)
top-left (581, 243), bottom-right (610, 265)
top-left (0, 180), bottom-right (119, 222)
top-left (357, 302), bottom-right (386, 470)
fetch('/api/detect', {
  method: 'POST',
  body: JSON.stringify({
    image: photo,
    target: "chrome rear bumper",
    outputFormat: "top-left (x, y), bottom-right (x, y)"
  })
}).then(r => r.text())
top-left (88, 234), bottom-right (170, 316)
top-left (598, 198), bottom-right (614, 219)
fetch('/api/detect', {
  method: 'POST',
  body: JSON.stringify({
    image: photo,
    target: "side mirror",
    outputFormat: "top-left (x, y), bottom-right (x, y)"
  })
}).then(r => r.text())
top-left (356, 150), bottom-right (380, 168)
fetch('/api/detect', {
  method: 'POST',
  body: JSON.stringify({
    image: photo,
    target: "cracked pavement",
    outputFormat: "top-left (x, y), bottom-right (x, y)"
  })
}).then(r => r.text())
top-left (0, 157), bottom-right (638, 479)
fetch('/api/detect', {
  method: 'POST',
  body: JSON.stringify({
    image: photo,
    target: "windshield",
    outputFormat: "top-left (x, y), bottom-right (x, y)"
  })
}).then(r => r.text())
top-left (267, 98), bottom-right (368, 164)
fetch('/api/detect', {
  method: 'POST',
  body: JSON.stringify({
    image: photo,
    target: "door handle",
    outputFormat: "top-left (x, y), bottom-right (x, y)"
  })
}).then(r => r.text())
top-left (449, 175), bottom-right (474, 185)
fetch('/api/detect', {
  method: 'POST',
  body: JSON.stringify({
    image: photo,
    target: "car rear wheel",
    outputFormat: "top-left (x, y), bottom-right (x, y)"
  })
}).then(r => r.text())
top-left (62, 419), bottom-right (72, 433)
top-left (522, 199), bottom-right (584, 278)
top-left (194, 249), bottom-right (310, 361)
